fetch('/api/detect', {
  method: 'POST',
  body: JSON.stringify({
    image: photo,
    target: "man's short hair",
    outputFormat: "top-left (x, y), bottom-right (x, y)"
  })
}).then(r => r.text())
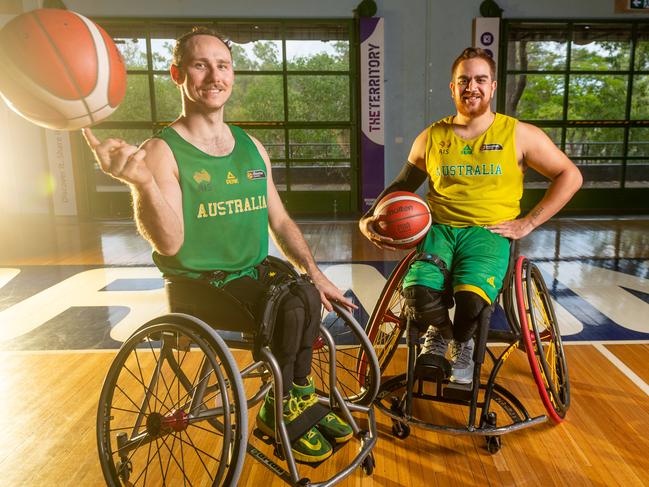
top-left (451, 47), bottom-right (496, 80)
top-left (172, 27), bottom-right (232, 67)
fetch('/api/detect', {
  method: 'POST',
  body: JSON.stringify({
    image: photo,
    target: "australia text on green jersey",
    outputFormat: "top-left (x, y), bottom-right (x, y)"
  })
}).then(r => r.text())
top-left (196, 194), bottom-right (267, 219)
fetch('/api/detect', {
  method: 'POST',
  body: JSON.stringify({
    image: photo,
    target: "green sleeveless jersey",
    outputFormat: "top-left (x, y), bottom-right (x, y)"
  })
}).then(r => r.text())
top-left (153, 125), bottom-right (268, 282)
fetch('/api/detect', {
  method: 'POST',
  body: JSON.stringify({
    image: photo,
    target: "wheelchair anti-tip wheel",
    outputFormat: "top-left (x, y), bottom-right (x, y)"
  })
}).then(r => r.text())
top-left (515, 257), bottom-right (570, 423)
top-left (312, 302), bottom-right (381, 406)
top-left (97, 314), bottom-right (247, 487)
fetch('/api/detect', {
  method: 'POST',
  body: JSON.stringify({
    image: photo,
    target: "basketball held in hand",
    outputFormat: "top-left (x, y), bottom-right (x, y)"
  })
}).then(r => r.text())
top-left (0, 8), bottom-right (126, 130)
top-left (374, 191), bottom-right (432, 249)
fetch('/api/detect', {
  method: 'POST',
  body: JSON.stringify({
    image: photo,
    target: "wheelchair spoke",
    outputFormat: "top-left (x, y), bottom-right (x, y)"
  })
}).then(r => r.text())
top-left (98, 317), bottom-right (246, 486)
top-left (516, 257), bottom-right (570, 423)
top-left (180, 430), bottom-right (219, 483)
top-left (127, 440), bottom-right (154, 487)
top-left (162, 433), bottom-right (179, 483)
top-left (119, 355), bottom-right (170, 416)
top-left (311, 352), bottom-right (330, 388)
top-left (155, 437), bottom-right (167, 485)
top-left (158, 433), bottom-right (198, 487)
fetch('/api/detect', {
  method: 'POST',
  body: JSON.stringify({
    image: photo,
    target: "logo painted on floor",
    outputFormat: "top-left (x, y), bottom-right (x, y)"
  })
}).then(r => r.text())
top-left (0, 259), bottom-right (648, 350)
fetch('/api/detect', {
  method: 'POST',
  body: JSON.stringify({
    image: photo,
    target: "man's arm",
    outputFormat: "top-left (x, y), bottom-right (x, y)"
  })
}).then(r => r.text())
top-left (249, 137), bottom-right (355, 311)
top-left (82, 128), bottom-right (184, 255)
top-left (487, 121), bottom-right (583, 240)
top-left (358, 128), bottom-right (429, 249)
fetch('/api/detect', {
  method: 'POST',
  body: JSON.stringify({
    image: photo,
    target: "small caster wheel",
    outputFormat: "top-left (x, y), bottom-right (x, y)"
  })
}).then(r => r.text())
top-left (486, 435), bottom-right (502, 454)
top-left (390, 396), bottom-right (402, 413)
top-left (486, 411), bottom-right (497, 427)
top-left (362, 453), bottom-right (376, 475)
top-left (297, 478), bottom-right (311, 486)
top-left (392, 421), bottom-right (410, 439)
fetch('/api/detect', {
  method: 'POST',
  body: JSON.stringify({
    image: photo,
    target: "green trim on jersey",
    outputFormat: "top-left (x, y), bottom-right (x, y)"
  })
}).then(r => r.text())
top-left (153, 125), bottom-right (268, 285)
top-left (425, 113), bottom-right (523, 227)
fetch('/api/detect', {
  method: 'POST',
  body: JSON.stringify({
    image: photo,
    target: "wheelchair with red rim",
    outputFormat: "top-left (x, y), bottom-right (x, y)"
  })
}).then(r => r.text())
top-left (356, 243), bottom-right (570, 453)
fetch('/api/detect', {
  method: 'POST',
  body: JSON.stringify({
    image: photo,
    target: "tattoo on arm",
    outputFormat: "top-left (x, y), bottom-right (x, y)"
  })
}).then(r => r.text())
top-left (531, 206), bottom-right (544, 221)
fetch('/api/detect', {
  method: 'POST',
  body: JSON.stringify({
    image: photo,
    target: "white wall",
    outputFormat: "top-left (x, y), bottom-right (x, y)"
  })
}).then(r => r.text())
top-left (1, 0), bottom-right (648, 216)
top-left (1, 6), bottom-right (51, 214)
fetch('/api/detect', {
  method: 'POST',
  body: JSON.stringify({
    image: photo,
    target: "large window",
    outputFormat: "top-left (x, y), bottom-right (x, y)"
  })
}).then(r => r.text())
top-left (79, 19), bottom-right (357, 218)
top-left (500, 21), bottom-right (649, 212)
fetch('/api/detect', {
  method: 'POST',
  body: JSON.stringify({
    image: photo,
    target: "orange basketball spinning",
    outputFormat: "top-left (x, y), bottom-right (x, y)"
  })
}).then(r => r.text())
top-left (374, 191), bottom-right (432, 249)
top-left (0, 8), bottom-right (126, 130)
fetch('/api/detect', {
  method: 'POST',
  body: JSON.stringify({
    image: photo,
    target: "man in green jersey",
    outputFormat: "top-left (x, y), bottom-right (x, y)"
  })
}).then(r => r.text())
top-left (83, 27), bottom-right (353, 463)
top-left (360, 48), bottom-right (581, 384)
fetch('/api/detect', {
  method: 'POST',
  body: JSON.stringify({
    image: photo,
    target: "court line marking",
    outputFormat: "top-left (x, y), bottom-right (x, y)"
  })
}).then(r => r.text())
top-left (594, 343), bottom-right (649, 396)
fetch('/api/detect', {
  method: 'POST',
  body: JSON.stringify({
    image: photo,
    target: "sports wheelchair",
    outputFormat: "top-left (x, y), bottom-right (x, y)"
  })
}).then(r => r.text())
top-left (357, 243), bottom-right (570, 453)
top-left (96, 257), bottom-right (381, 486)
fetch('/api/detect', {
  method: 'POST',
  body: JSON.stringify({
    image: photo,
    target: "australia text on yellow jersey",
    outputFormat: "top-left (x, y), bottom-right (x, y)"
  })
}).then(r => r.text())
top-left (435, 163), bottom-right (503, 177)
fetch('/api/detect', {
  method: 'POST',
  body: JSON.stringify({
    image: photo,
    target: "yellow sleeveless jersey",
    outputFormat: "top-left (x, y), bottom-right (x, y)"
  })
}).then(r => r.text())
top-left (424, 113), bottom-right (523, 226)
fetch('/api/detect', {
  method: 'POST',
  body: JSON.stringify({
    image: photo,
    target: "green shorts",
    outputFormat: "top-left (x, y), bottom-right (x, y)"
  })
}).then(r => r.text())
top-left (402, 224), bottom-right (510, 304)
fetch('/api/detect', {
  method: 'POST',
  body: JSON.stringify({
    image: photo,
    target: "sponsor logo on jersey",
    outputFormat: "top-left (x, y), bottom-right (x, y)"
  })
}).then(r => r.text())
top-left (487, 276), bottom-right (496, 288)
top-left (480, 143), bottom-right (503, 151)
top-left (438, 140), bottom-right (451, 154)
top-left (247, 169), bottom-right (267, 180)
top-left (461, 144), bottom-right (473, 155)
top-left (226, 171), bottom-right (239, 185)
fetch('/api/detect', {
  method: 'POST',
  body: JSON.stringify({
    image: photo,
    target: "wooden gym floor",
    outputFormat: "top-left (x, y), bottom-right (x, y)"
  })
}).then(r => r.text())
top-left (1, 215), bottom-right (648, 486)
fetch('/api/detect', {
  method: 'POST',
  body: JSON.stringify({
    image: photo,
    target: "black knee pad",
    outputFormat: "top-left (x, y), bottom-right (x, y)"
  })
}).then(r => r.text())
top-left (290, 281), bottom-right (321, 343)
top-left (453, 291), bottom-right (488, 342)
top-left (402, 285), bottom-right (451, 334)
top-left (272, 293), bottom-right (305, 362)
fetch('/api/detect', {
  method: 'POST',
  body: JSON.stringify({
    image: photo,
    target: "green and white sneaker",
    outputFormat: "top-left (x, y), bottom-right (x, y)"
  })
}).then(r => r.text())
top-left (256, 391), bottom-right (333, 463)
top-left (292, 378), bottom-right (354, 444)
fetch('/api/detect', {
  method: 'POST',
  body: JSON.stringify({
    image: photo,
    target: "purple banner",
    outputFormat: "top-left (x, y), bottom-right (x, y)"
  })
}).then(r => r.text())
top-left (360, 17), bottom-right (384, 212)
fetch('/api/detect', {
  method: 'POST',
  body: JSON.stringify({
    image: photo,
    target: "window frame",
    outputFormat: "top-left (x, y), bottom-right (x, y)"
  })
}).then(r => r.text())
top-left (499, 19), bottom-right (649, 214)
top-left (75, 17), bottom-right (358, 218)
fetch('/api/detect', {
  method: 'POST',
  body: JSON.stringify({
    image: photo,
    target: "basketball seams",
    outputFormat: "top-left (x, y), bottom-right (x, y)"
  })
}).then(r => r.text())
top-left (75, 13), bottom-right (113, 123)
top-left (0, 9), bottom-right (125, 130)
top-left (31, 10), bottom-right (93, 111)
top-left (374, 194), bottom-right (427, 216)
top-left (374, 191), bottom-right (432, 248)
top-left (97, 25), bottom-right (126, 108)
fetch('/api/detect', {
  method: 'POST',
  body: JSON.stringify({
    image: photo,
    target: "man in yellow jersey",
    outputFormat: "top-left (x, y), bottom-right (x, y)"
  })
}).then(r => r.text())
top-left (83, 27), bottom-right (354, 463)
top-left (360, 47), bottom-right (582, 384)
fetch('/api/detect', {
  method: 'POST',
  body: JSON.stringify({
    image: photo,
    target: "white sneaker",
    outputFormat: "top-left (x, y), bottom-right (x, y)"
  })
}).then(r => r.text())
top-left (449, 338), bottom-right (475, 384)
top-left (419, 325), bottom-right (450, 358)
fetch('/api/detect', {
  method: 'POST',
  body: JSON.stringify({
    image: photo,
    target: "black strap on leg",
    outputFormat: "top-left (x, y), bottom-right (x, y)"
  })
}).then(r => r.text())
top-left (253, 259), bottom-right (319, 362)
top-left (413, 252), bottom-right (454, 308)
top-left (255, 280), bottom-right (293, 361)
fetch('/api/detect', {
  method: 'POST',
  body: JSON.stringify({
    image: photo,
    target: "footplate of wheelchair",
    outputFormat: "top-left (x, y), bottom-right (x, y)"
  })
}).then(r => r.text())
top-left (442, 381), bottom-right (473, 401)
top-left (253, 402), bottom-right (344, 464)
top-left (414, 354), bottom-right (451, 382)
top-left (376, 373), bottom-right (547, 436)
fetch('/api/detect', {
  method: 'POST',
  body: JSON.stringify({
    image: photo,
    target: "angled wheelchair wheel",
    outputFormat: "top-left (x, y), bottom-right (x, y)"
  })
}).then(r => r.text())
top-left (362, 252), bottom-right (415, 375)
top-left (311, 302), bottom-right (381, 406)
top-left (515, 257), bottom-right (570, 423)
top-left (97, 313), bottom-right (248, 487)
